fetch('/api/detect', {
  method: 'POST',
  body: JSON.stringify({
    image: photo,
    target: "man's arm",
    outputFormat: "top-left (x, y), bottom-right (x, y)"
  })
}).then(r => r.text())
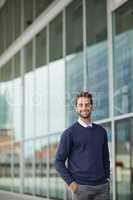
top-left (54, 130), bottom-right (74, 186)
top-left (103, 130), bottom-right (110, 180)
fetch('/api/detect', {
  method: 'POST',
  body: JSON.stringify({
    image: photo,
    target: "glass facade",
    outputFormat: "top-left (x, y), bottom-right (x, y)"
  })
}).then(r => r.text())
top-left (86, 0), bottom-right (109, 121)
top-left (115, 119), bottom-right (133, 200)
top-left (0, 0), bottom-right (133, 200)
top-left (113, 0), bottom-right (133, 116)
top-left (66, 0), bottom-right (84, 126)
top-left (113, 1), bottom-right (133, 199)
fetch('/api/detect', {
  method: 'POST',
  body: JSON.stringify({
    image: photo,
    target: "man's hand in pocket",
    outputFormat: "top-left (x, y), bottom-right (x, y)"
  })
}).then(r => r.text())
top-left (69, 181), bottom-right (78, 193)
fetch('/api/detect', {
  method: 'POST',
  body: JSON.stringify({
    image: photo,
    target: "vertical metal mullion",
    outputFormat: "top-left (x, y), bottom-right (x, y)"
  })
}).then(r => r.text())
top-left (11, 57), bottom-right (15, 192)
top-left (11, 1), bottom-right (15, 192)
top-left (83, 0), bottom-right (87, 91)
top-left (46, 24), bottom-right (50, 199)
top-left (11, 141), bottom-right (14, 192)
top-left (107, 0), bottom-right (116, 199)
top-left (32, 0), bottom-right (36, 196)
top-left (20, 0), bottom-right (25, 194)
top-left (11, 0), bottom-right (15, 192)
top-left (63, 8), bottom-right (67, 200)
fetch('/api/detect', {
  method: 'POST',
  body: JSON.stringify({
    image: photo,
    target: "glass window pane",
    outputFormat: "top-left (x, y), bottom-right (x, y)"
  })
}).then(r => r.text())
top-left (115, 118), bottom-right (133, 199)
top-left (66, 0), bottom-right (84, 126)
top-left (24, 71), bottom-right (34, 139)
top-left (0, 143), bottom-right (12, 191)
top-left (113, 0), bottom-right (133, 116)
top-left (35, 0), bottom-right (54, 18)
top-left (101, 122), bottom-right (112, 199)
top-left (5, 0), bottom-right (13, 48)
top-left (0, 62), bottom-right (13, 140)
top-left (49, 14), bottom-right (65, 134)
top-left (24, 141), bottom-right (34, 194)
top-left (13, 53), bottom-right (22, 141)
top-left (24, 0), bottom-right (34, 30)
top-left (35, 138), bottom-right (48, 197)
top-left (13, 0), bottom-right (21, 40)
top-left (49, 134), bottom-right (65, 199)
top-left (12, 142), bottom-right (21, 192)
top-left (49, 13), bottom-right (63, 62)
top-left (24, 41), bottom-right (33, 73)
top-left (35, 28), bottom-right (48, 137)
top-left (35, 66), bottom-right (48, 136)
top-left (24, 41), bottom-right (34, 139)
top-left (0, 9), bottom-right (4, 54)
top-left (86, 0), bottom-right (109, 121)
top-left (36, 28), bottom-right (47, 68)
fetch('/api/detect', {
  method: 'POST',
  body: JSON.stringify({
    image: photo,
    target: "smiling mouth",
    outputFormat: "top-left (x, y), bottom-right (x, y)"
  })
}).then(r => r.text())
top-left (81, 111), bottom-right (90, 115)
top-left (79, 112), bottom-right (91, 118)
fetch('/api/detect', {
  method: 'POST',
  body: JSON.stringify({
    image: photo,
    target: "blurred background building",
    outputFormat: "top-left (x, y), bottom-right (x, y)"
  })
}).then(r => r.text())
top-left (0, 0), bottom-right (133, 199)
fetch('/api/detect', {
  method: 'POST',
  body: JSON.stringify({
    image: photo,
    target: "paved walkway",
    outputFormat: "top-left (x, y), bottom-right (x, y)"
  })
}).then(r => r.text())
top-left (0, 190), bottom-right (51, 200)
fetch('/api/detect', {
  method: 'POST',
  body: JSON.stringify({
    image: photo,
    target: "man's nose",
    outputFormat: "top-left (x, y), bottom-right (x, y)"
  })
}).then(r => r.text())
top-left (82, 105), bottom-right (87, 110)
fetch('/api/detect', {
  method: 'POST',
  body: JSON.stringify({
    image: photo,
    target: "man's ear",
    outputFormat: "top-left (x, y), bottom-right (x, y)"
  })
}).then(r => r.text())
top-left (75, 106), bottom-right (78, 112)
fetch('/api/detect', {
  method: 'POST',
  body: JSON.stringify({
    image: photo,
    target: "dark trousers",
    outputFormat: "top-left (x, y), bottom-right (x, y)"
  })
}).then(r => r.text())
top-left (73, 182), bottom-right (110, 200)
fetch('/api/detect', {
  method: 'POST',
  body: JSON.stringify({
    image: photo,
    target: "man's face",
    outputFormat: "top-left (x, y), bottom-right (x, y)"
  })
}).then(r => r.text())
top-left (75, 97), bottom-right (93, 119)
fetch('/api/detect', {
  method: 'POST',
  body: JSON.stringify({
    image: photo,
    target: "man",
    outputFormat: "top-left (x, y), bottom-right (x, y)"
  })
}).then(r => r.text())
top-left (55, 91), bottom-right (110, 200)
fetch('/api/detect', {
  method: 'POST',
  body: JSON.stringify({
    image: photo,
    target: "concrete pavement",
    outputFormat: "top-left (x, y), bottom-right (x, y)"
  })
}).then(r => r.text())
top-left (0, 190), bottom-right (51, 200)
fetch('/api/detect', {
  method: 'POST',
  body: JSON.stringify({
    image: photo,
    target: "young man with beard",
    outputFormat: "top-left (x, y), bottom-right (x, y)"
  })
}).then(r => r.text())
top-left (55, 91), bottom-right (110, 200)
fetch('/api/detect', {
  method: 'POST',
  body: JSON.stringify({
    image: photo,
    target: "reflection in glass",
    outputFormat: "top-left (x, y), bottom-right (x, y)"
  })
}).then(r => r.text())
top-left (35, 67), bottom-right (48, 136)
top-left (12, 53), bottom-right (22, 141)
top-left (49, 134), bottom-right (65, 200)
top-left (0, 62), bottom-right (13, 140)
top-left (12, 142), bottom-right (21, 192)
top-left (49, 14), bottom-right (65, 134)
top-left (66, 0), bottom-right (84, 126)
top-left (35, 0), bottom-right (54, 18)
top-left (35, 138), bottom-right (48, 197)
top-left (35, 28), bottom-right (48, 137)
top-left (113, 0), bottom-right (133, 116)
top-left (49, 60), bottom-right (65, 134)
top-left (86, 0), bottom-right (108, 121)
top-left (36, 28), bottom-right (47, 69)
top-left (24, 71), bottom-right (34, 139)
top-left (0, 143), bottom-right (12, 190)
top-left (24, 41), bottom-right (34, 139)
top-left (24, 0), bottom-right (34, 30)
top-left (5, 0), bottom-right (13, 48)
top-left (0, 62), bottom-right (14, 191)
top-left (24, 141), bottom-right (34, 194)
top-left (13, 0), bottom-right (21, 40)
top-left (0, 4), bottom-right (5, 54)
top-left (115, 118), bottom-right (133, 199)
top-left (49, 14), bottom-right (63, 62)
top-left (101, 122), bottom-right (112, 199)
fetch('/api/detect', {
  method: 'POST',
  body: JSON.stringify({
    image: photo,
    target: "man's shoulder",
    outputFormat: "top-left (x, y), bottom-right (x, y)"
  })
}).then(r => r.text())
top-left (92, 123), bottom-right (107, 133)
top-left (63, 122), bottom-right (78, 135)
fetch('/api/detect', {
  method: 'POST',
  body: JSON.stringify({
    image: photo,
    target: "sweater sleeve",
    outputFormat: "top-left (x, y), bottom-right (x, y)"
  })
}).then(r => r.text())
top-left (54, 130), bottom-right (74, 185)
top-left (103, 130), bottom-right (110, 179)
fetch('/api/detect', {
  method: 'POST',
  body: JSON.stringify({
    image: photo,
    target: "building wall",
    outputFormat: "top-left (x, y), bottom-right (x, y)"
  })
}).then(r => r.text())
top-left (0, 0), bottom-right (133, 199)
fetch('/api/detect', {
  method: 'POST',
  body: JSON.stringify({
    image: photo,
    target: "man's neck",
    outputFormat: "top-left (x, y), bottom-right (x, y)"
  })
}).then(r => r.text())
top-left (79, 117), bottom-right (91, 125)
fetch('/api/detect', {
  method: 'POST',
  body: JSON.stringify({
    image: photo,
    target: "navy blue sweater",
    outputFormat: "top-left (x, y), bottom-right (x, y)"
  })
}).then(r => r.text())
top-left (55, 122), bottom-right (110, 185)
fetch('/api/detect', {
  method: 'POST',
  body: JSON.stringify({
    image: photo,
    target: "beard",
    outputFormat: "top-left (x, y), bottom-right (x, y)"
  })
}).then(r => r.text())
top-left (79, 111), bottom-right (91, 119)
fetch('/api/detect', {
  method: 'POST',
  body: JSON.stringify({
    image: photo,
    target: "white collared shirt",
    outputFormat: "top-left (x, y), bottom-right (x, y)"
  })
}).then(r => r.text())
top-left (78, 118), bottom-right (93, 128)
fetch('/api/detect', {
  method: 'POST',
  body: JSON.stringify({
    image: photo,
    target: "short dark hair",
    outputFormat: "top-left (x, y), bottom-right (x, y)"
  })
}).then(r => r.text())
top-left (75, 91), bottom-right (93, 105)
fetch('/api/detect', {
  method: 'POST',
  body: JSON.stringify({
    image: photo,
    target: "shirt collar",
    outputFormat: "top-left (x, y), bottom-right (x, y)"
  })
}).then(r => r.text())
top-left (78, 118), bottom-right (93, 128)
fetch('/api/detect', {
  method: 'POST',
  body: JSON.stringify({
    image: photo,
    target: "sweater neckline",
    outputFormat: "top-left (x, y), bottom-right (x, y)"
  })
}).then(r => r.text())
top-left (76, 121), bottom-right (94, 129)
